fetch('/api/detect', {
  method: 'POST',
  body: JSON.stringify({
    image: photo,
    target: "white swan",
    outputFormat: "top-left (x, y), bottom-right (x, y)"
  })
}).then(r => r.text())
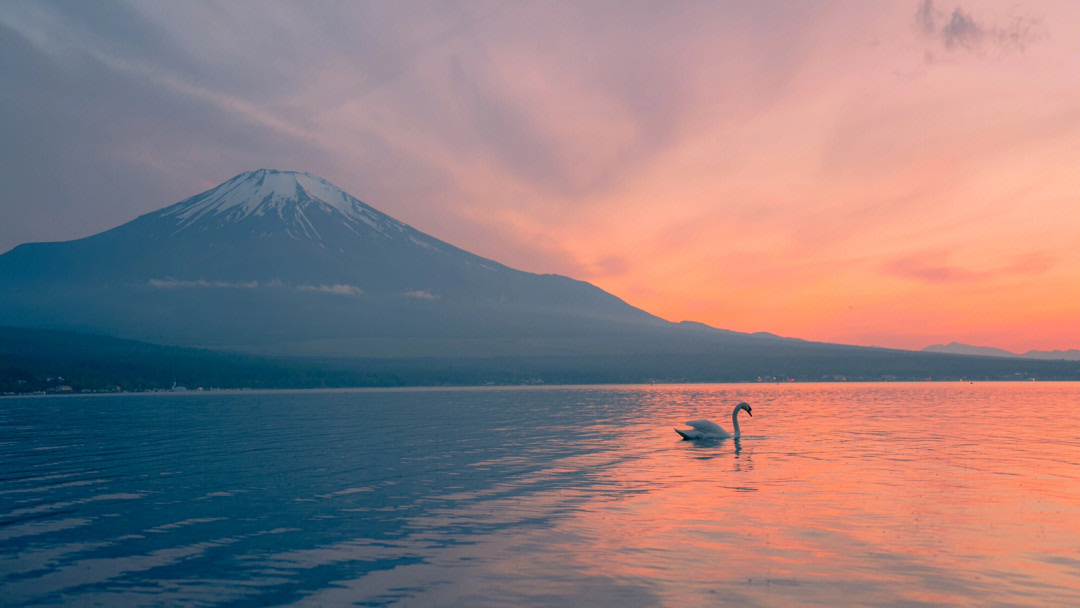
top-left (675, 402), bottom-right (752, 440)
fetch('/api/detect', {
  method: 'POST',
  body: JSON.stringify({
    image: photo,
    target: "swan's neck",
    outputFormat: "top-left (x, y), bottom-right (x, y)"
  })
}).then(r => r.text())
top-left (731, 406), bottom-right (742, 438)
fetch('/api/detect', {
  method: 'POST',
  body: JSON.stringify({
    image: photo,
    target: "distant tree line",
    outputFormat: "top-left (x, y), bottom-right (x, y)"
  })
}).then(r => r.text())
top-left (3, 325), bottom-right (1079, 395)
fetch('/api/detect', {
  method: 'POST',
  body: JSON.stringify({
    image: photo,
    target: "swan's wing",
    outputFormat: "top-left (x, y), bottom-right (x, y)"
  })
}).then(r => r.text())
top-left (675, 428), bottom-right (701, 439)
top-left (685, 419), bottom-right (728, 437)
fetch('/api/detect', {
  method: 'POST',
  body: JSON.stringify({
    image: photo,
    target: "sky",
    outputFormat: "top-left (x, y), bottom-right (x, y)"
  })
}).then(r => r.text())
top-left (2, 1), bottom-right (1079, 353)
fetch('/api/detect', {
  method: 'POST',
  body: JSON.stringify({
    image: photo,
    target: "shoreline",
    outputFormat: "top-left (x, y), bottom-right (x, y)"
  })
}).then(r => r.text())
top-left (5, 378), bottom-right (1079, 399)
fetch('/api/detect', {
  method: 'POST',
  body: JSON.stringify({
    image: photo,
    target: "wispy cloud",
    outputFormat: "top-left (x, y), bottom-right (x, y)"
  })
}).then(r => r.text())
top-left (148, 278), bottom-right (262, 289)
top-left (914, 0), bottom-right (1046, 55)
top-left (942, 6), bottom-right (983, 50)
top-left (297, 284), bottom-right (364, 296)
top-left (149, 279), bottom-right (362, 296)
top-left (883, 250), bottom-right (1055, 283)
top-left (401, 290), bottom-right (438, 300)
top-left (915, 0), bottom-right (937, 34)
top-left (883, 251), bottom-right (984, 283)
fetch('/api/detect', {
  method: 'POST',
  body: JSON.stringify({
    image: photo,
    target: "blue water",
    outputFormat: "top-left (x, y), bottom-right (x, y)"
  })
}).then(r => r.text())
top-left (3, 384), bottom-right (1080, 606)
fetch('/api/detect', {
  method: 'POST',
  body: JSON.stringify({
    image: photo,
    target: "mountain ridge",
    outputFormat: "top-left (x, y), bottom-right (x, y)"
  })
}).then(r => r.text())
top-left (6, 324), bottom-right (1080, 393)
top-left (923, 342), bottom-right (1080, 361)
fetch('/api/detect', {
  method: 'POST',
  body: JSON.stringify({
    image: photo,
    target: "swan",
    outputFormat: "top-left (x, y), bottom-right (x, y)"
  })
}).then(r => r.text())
top-left (675, 402), bottom-right (752, 440)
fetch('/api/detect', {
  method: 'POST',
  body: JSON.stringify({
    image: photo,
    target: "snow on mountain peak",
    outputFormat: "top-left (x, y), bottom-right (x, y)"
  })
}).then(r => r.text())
top-left (159, 170), bottom-right (409, 240)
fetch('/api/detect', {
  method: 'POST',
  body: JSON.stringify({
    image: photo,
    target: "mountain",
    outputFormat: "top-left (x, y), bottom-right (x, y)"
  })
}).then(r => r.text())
top-left (0, 169), bottom-right (727, 356)
top-left (923, 342), bottom-right (1020, 358)
top-left (1020, 349), bottom-right (1080, 361)
top-left (923, 342), bottom-right (1080, 361)
top-left (3, 169), bottom-right (1076, 383)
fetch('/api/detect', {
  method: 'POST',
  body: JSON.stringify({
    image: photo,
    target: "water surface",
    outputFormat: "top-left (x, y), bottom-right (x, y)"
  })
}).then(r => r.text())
top-left (3, 383), bottom-right (1079, 606)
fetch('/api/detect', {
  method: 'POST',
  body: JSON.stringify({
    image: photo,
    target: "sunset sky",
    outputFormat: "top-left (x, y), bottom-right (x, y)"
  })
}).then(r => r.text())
top-left (3, 1), bottom-right (1079, 353)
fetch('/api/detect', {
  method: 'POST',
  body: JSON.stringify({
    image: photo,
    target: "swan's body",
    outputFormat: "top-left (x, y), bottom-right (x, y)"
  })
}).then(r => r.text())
top-left (675, 402), bottom-right (752, 440)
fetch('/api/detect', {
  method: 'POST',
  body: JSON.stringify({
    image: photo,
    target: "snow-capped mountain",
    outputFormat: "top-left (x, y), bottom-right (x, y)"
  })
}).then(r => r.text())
top-left (164, 170), bottom-right (394, 231)
top-left (0, 170), bottom-right (678, 354)
top-left (153, 170), bottom-right (454, 260)
top-left (2, 170), bottom-right (655, 306)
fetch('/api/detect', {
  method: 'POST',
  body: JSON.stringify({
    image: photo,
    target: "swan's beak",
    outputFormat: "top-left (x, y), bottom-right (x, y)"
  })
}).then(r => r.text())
top-left (746, 408), bottom-right (752, 417)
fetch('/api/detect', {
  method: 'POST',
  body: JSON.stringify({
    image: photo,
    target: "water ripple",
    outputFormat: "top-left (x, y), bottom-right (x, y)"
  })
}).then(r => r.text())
top-left (3, 384), bottom-right (1080, 606)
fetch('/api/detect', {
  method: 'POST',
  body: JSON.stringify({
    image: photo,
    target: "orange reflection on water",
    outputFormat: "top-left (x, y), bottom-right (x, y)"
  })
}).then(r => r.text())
top-left (510, 383), bottom-right (1080, 605)
top-left (273, 383), bottom-right (1080, 606)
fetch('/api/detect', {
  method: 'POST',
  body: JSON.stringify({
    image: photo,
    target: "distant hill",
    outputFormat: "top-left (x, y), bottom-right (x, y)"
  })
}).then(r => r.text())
top-left (1021, 349), bottom-right (1080, 361)
top-left (923, 342), bottom-right (1080, 361)
top-left (923, 342), bottom-right (1020, 358)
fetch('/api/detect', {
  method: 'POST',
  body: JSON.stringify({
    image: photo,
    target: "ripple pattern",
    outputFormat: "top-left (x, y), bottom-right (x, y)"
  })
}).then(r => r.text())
top-left (2, 384), bottom-right (1080, 606)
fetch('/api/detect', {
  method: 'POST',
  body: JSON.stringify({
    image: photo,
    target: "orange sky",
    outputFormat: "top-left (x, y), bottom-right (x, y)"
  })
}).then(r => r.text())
top-left (3, 2), bottom-right (1079, 352)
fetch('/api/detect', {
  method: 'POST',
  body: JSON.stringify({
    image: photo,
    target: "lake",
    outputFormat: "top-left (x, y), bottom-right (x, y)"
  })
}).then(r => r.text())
top-left (3, 383), bottom-right (1079, 606)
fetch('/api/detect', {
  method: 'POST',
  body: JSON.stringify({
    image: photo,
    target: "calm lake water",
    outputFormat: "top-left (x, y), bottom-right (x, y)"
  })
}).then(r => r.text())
top-left (3, 383), bottom-right (1079, 606)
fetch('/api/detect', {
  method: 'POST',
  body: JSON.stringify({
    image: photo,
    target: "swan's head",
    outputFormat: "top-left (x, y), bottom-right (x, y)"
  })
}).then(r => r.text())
top-left (738, 402), bottom-right (752, 416)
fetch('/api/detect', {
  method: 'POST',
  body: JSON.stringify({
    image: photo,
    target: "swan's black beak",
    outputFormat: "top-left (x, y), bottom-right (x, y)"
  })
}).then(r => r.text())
top-left (747, 408), bottom-right (752, 417)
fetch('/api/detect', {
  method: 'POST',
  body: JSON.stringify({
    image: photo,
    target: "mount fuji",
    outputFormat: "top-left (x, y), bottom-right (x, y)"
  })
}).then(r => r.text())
top-left (0, 169), bottom-right (713, 356)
